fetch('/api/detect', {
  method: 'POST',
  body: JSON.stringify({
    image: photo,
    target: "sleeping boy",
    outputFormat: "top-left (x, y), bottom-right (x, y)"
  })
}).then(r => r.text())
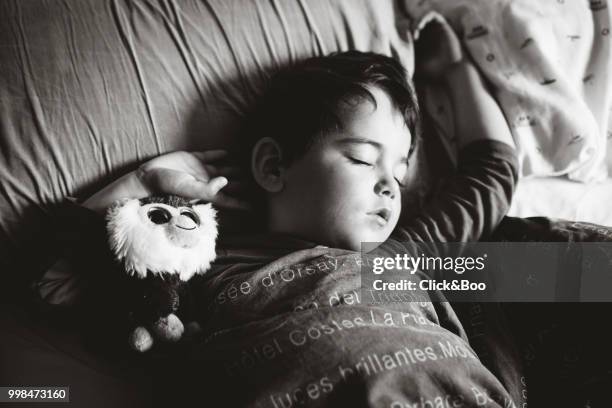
top-left (41, 20), bottom-right (519, 407)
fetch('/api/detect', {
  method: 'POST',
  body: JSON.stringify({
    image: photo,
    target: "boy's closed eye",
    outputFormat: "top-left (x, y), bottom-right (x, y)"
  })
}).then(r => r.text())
top-left (345, 154), bottom-right (408, 187)
top-left (347, 156), bottom-right (373, 166)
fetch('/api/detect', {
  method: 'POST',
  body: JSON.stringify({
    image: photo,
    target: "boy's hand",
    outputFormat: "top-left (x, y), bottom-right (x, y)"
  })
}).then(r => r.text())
top-left (137, 150), bottom-right (251, 211)
top-left (414, 17), bottom-right (464, 81)
top-left (83, 150), bottom-right (252, 214)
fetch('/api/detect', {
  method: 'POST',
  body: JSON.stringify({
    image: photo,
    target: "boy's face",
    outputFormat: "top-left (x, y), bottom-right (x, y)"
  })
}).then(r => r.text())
top-left (268, 87), bottom-right (412, 251)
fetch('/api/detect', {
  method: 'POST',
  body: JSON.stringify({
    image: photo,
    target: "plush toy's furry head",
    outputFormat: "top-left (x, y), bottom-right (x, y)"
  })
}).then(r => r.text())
top-left (106, 195), bottom-right (218, 281)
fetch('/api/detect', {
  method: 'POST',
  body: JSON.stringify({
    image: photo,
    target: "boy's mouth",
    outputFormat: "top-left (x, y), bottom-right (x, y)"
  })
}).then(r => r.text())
top-left (369, 208), bottom-right (391, 225)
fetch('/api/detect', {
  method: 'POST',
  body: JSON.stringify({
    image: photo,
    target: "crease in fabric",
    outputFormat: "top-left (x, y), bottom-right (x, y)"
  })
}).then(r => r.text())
top-left (110, 0), bottom-right (162, 154)
top-left (255, 0), bottom-right (279, 64)
top-left (13, 2), bottom-right (71, 203)
top-left (297, 0), bottom-right (326, 55)
top-left (200, 0), bottom-right (252, 112)
top-left (270, 0), bottom-right (296, 63)
top-left (161, 0), bottom-right (214, 112)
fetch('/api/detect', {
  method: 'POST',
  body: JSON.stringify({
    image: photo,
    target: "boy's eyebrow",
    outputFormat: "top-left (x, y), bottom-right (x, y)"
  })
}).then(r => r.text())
top-left (337, 137), bottom-right (382, 149)
top-left (336, 137), bottom-right (410, 163)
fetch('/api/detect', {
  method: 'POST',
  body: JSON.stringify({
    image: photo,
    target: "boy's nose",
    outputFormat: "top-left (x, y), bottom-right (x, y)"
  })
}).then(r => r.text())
top-left (374, 179), bottom-right (396, 200)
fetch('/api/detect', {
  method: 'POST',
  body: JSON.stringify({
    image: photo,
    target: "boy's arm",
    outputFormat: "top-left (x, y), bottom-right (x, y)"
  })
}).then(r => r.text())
top-left (82, 150), bottom-right (249, 215)
top-left (393, 136), bottom-right (517, 243)
top-left (444, 61), bottom-right (515, 150)
top-left (393, 21), bottom-right (518, 243)
top-left (414, 17), bottom-right (515, 151)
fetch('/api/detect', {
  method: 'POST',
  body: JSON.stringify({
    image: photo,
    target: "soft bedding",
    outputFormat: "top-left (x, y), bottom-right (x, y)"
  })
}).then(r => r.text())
top-left (405, 0), bottom-right (612, 182)
top-left (509, 177), bottom-right (612, 227)
top-left (185, 217), bottom-right (612, 407)
top-left (35, 214), bottom-right (522, 407)
top-left (186, 217), bottom-right (612, 407)
top-left (185, 235), bottom-right (518, 407)
top-left (20, 212), bottom-right (612, 407)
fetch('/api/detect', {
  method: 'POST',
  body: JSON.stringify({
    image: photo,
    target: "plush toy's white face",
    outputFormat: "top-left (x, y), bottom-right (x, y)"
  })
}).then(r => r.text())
top-left (106, 198), bottom-right (218, 281)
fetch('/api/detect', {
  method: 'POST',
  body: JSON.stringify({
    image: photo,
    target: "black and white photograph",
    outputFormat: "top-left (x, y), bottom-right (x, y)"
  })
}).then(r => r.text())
top-left (1, 0), bottom-right (612, 407)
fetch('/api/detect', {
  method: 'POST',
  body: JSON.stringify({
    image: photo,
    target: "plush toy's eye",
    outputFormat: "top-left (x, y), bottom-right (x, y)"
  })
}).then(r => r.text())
top-left (147, 207), bottom-right (171, 224)
top-left (180, 209), bottom-right (200, 226)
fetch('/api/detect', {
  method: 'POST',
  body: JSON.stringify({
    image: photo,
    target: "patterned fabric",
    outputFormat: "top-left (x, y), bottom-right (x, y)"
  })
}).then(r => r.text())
top-left (492, 215), bottom-right (612, 242)
top-left (402, 0), bottom-right (612, 182)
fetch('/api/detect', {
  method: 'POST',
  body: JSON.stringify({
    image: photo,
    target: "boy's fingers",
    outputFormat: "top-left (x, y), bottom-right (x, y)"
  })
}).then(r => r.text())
top-left (206, 176), bottom-right (228, 195)
top-left (162, 174), bottom-right (226, 200)
top-left (141, 167), bottom-right (252, 210)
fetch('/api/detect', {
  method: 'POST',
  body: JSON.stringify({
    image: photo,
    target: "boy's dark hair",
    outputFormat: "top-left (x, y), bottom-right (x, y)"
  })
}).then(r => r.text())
top-left (244, 50), bottom-right (421, 166)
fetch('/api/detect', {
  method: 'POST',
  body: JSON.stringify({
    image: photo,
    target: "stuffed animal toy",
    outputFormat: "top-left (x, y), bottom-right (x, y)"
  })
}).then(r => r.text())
top-left (105, 195), bottom-right (218, 352)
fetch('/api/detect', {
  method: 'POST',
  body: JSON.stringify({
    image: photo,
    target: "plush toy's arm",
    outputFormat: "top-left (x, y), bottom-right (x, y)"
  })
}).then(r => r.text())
top-left (129, 275), bottom-right (181, 324)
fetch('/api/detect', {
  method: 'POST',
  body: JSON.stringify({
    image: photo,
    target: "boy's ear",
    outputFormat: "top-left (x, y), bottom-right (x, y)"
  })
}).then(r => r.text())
top-left (251, 137), bottom-right (285, 193)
